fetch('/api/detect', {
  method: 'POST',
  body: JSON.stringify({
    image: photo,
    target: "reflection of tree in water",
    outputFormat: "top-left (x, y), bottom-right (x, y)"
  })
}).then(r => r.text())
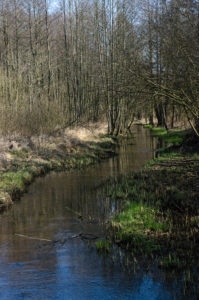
top-left (0, 126), bottom-right (194, 299)
top-left (103, 245), bottom-right (197, 300)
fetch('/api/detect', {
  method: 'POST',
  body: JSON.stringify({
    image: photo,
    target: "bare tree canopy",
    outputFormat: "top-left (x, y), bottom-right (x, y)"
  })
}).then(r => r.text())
top-left (0, 0), bottom-right (198, 135)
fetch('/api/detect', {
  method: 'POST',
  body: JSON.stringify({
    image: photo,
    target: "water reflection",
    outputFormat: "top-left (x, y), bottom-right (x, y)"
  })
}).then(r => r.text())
top-left (0, 126), bottom-right (192, 299)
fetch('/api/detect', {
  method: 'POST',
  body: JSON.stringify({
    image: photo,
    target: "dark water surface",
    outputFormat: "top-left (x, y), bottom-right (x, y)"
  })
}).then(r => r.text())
top-left (0, 127), bottom-right (189, 299)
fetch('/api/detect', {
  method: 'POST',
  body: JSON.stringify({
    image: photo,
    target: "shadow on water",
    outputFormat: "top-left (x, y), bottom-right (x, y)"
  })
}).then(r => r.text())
top-left (0, 126), bottom-right (195, 299)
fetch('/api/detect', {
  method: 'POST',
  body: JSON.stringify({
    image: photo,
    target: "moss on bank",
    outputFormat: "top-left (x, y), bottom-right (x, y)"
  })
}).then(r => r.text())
top-left (0, 136), bottom-right (117, 212)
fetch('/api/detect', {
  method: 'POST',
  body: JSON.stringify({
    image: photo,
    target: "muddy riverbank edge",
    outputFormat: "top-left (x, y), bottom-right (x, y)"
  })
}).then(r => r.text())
top-left (0, 124), bottom-right (117, 212)
top-left (104, 128), bottom-right (199, 281)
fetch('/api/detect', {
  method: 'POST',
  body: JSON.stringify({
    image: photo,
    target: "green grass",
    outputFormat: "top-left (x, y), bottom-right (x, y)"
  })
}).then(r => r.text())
top-left (106, 146), bottom-right (199, 259)
top-left (107, 175), bottom-right (157, 204)
top-left (105, 129), bottom-right (199, 278)
top-left (143, 125), bottom-right (188, 145)
top-left (112, 202), bottom-right (167, 232)
top-left (0, 171), bottom-right (33, 196)
top-left (0, 154), bottom-right (98, 201)
top-left (0, 136), bottom-right (117, 210)
top-left (149, 127), bottom-right (188, 145)
top-left (162, 130), bottom-right (188, 144)
top-left (150, 127), bottom-right (167, 136)
top-left (9, 149), bottom-right (29, 158)
top-left (143, 124), bottom-right (153, 129)
top-left (110, 202), bottom-right (167, 253)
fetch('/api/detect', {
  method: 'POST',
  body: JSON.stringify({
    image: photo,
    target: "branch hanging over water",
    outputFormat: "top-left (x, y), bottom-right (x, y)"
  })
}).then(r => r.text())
top-left (15, 233), bottom-right (52, 242)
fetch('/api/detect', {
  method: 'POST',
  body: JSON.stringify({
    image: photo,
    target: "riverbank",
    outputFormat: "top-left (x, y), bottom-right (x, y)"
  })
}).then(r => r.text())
top-left (104, 127), bottom-right (199, 285)
top-left (0, 123), bottom-right (116, 212)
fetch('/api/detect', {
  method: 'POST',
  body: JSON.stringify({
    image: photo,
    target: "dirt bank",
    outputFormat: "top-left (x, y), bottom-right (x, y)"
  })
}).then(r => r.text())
top-left (0, 123), bottom-right (116, 212)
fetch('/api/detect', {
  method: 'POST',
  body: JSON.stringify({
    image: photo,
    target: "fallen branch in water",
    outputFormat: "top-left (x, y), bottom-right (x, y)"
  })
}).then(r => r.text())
top-left (79, 233), bottom-right (99, 240)
top-left (65, 206), bottom-right (82, 218)
top-left (15, 233), bottom-right (52, 242)
top-left (70, 234), bottom-right (80, 239)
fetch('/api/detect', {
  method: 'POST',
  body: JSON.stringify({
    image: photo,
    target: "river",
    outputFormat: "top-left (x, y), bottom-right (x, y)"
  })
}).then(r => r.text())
top-left (0, 126), bottom-right (190, 299)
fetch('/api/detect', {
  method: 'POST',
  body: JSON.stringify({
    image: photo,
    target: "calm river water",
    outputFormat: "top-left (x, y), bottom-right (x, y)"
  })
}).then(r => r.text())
top-left (0, 126), bottom-right (193, 299)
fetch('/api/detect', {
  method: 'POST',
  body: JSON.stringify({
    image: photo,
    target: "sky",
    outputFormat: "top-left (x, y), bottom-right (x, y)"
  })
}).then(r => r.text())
top-left (49, 0), bottom-right (59, 13)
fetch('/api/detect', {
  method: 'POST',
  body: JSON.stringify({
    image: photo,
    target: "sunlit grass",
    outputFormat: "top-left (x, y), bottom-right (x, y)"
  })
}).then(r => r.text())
top-left (143, 124), bottom-right (153, 129)
top-left (0, 136), bottom-right (117, 208)
top-left (110, 202), bottom-right (167, 253)
top-left (143, 125), bottom-right (189, 146)
top-left (9, 149), bottom-right (29, 158)
top-left (149, 127), bottom-right (188, 145)
top-left (151, 127), bottom-right (167, 136)
top-left (113, 202), bottom-right (167, 231)
top-left (0, 171), bottom-right (33, 196)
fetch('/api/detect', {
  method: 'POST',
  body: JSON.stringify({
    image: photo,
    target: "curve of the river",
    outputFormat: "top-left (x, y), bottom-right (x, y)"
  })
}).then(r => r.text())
top-left (0, 126), bottom-right (189, 299)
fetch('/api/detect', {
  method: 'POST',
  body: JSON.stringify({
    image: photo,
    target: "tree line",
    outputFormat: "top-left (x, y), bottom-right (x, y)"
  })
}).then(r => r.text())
top-left (0, 0), bottom-right (198, 136)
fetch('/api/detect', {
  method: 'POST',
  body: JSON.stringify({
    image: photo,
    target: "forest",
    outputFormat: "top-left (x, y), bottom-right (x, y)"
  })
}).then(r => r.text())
top-left (0, 1), bottom-right (199, 298)
top-left (0, 0), bottom-right (198, 136)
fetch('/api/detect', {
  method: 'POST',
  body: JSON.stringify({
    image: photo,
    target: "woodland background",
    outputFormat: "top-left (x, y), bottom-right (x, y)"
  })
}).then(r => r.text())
top-left (0, 0), bottom-right (198, 136)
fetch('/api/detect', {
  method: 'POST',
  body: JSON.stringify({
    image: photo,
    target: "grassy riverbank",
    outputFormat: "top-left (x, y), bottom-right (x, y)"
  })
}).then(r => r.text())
top-left (104, 127), bottom-right (199, 283)
top-left (0, 124), bottom-right (117, 212)
top-left (143, 124), bottom-right (189, 144)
